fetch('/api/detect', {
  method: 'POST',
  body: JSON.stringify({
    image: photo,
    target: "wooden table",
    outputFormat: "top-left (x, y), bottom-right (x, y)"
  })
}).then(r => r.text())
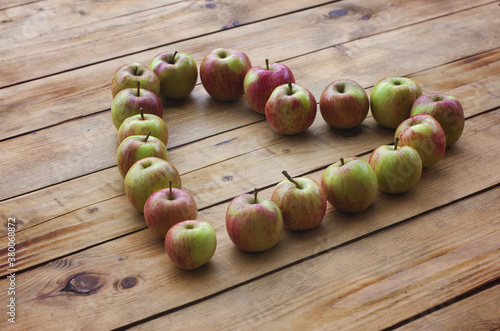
top-left (1, 0), bottom-right (499, 329)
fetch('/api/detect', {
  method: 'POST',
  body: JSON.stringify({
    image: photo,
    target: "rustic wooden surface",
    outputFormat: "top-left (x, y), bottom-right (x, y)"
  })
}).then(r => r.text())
top-left (0, 0), bottom-right (499, 330)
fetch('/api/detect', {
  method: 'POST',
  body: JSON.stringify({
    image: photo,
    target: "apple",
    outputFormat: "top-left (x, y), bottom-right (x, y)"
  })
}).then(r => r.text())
top-left (149, 51), bottom-right (198, 99)
top-left (117, 108), bottom-right (169, 145)
top-left (117, 132), bottom-right (168, 178)
top-left (410, 93), bottom-right (465, 147)
top-left (165, 220), bottom-right (217, 270)
top-left (111, 62), bottom-right (161, 98)
top-left (395, 114), bottom-right (446, 168)
top-left (111, 81), bottom-right (163, 129)
top-left (124, 157), bottom-right (181, 213)
top-left (321, 157), bottom-right (378, 213)
top-left (370, 77), bottom-right (423, 129)
top-left (144, 181), bottom-right (198, 238)
top-left (200, 48), bottom-right (252, 101)
top-left (265, 82), bottom-right (317, 135)
top-left (243, 59), bottom-right (295, 114)
top-left (225, 188), bottom-right (283, 252)
top-left (319, 79), bottom-right (369, 129)
top-left (369, 138), bottom-right (422, 194)
top-left (271, 171), bottom-right (326, 230)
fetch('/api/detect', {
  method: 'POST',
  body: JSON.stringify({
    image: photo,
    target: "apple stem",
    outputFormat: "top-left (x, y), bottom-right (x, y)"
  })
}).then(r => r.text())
top-left (265, 58), bottom-right (269, 70)
top-left (282, 170), bottom-right (300, 188)
top-left (136, 81), bottom-right (141, 96)
top-left (144, 131), bottom-right (151, 142)
top-left (394, 137), bottom-right (400, 151)
top-left (133, 65), bottom-right (138, 76)
top-left (169, 180), bottom-right (173, 200)
top-left (172, 51), bottom-right (178, 63)
top-left (253, 188), bottom-right (259, 204)
top-left (340, 157), bottom-right (345, 166)
top-left (288, 81), bottom-right (293, 95)
top-left (140, 107), bottom-right (145, 120)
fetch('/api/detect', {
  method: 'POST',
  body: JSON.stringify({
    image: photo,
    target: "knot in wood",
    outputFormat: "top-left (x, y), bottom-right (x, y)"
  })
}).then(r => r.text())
top-left (61, 272), bottom-right (105, 295)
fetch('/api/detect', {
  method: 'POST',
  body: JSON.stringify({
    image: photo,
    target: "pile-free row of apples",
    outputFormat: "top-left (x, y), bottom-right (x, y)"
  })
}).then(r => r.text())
top-left (110, 47), bottom-right (465, 270)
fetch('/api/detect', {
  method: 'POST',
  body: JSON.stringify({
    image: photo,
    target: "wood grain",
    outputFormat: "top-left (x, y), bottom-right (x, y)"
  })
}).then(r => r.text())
top-left (0, 111), bottom-right (498, 329)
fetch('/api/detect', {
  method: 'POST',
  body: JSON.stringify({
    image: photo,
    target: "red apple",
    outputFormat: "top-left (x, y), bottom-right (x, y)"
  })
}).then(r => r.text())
top-left (111, 62), bottom-right (160, 98)
top-left (200, 48), bottom-right (252, 101)
top-left (271, 171), bottom-right (326, 230)
top-left (321, 157), bottom-right (378, 213)
top-left (165, 220), bottom-right (217, 270)
top-left (319, 79), bottom-right (369, 129)
top-left (144, 181), bottom-right (198, 238)
top-left (117, 108), bottom-right (169, 145)
top-left (243, 59), bottom-right (295, 114)
top-left (410, 93), bottom-right (465, 147)
top-left (225, 188), bottom-right (283, 252)
top-left (395, 114), bottom-right (446, 168)
top-left (369, 138), bottom-right (422, 194)
top-left (124, 157), bottom-right (181, 213)
top-left (149, 51), bottom-right (198, 99)
top-left (265, 82), bottom-right (317, 135)
top-left (111, 81), bottom-right (163, 129)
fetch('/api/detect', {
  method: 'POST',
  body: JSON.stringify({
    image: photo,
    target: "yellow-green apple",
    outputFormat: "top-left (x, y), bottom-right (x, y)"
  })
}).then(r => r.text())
top-left (243, 59), bottom-right (295, 114)
top-left (111, 81), bottom-right (163, 129)
top-left (395, 114), bottom-right (446, 168)
top-left (111, 62), bottom-right (160, 98)
top-left (200, 48), bottom-right (252, 101)
top-left (165, 220), bottom-right (217, 270)
top-left (117, 108), bottom-right (169, 145)
top-left (271, 171), bottom-right (326, 230)
top-left (321, 157), bottom-right (378, 213)
top-left (124, 157), bottom-right (181, 213)
top-left (117, 132), bottom-right (168, 178)
top-left (265, 82), bottom-right (317, 135)
top-left (225, 188), bottom-right (283, 252)
top-left (149, 51), bottom-right (198, 99)
top-left (370, 77), bottom-right (422, 129)
top-left (410, 93), bottom-right (465, 147)
top-left (369, 138), bottom-right (422, 194)
top-left (319, 79), bottom-right (369, 129)
top-left (144, 181), bottom-right (198, 238)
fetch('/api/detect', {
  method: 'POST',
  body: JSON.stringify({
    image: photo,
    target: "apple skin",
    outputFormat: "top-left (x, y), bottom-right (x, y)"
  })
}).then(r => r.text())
top-left (395, 114), bottom-right (446, 168)
top-left (144, 187), bottom-right (198, 238)
top-left (319, 79), bottom-right (369, 129)
top-left (124, 157), bottom-right (181, 213)
top-left (111, 85), bottom-right (163, 129)
top-left (111, 62), bottom-right (161, 98)
top-left (200, 48), bottom-right (252, 101)
top-left (271, 173), bottom-right (327, 230)
top-left (265, 82), bottom-right (317, 135)
top-left (368, 139), bottom-right (422, 194)
top-left (410, 93), bottom-right (465, 147)
top-left (321, 157), bottom-right (378, 213)
top-left (370, 77), bottom-right (423, 129)
top-left (225, 190), bottom-right (283, 252)
top-left (117, 110), bottom-right (169, 145)
top-left (243, 59), bottom-right (295, 114)
top-left (149, 51), bottom-right (198, 99)
top-left (165, 220), bottom-right (217, 270)
top-left (116, 134), bottom-right (168, 178)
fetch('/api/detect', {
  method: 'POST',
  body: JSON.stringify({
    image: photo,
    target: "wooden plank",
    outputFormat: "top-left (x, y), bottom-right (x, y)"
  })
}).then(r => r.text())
top-left (0, 0), bottom-right (494, 142)
top-left (133, 187), bottom-right (500, 330)
top-left (1, 2), bottom-right (499, 201)
top-left (0, 111), bottom-right (498, 329)
top-left (398, 285), bottom-right (500, 330)
top-left (0, 0), bottom-right (332, 86)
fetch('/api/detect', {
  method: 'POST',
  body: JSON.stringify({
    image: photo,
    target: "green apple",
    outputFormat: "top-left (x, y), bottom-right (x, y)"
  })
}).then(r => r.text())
top-left (368, 138), bottom-right (422, 194)
top-left (111, 62), bottom-right (160, 98)
top-left (370, 77), bottom-right (422, 129)
top-left (117, 108), bottom-right (169, 145)
top-left (271, 171), bottom-right (327, 230)
top-left (165, 220), bottom-right (217, 270)
top-left (321, 157), bottom-right (378, 213)
top-left (150, 51), bottom-right (198, 99)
